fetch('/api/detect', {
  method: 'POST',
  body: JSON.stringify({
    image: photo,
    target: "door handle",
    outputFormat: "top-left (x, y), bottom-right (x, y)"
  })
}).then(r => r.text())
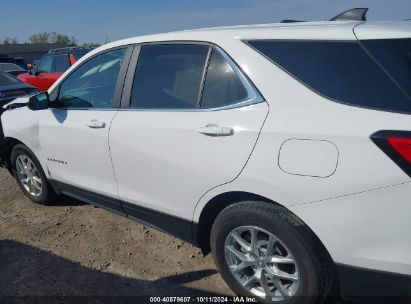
top-left (87, 119), bottom-right (106, 129)
top-left (198, 124), bottom-right (234, 136)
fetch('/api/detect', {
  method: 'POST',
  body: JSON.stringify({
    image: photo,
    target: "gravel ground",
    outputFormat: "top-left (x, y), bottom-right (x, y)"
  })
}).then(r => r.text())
top-left (0, 168), bottom-right (350, 304)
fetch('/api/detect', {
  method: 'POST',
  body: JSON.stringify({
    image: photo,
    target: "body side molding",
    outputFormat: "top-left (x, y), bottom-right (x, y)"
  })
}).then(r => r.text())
top-left (51, 181), bottom-right (198, 245)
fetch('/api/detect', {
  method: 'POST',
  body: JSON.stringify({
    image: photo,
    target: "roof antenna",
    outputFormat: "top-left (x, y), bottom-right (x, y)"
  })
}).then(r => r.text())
top-left (330, 8), bottom-right (368, 21)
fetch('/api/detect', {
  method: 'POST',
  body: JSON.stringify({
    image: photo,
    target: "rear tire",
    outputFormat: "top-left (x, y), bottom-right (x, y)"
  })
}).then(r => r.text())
top-left (210, 201), bottom-right (335, 304)
top-left (11, 144), bottom-right (57, 205)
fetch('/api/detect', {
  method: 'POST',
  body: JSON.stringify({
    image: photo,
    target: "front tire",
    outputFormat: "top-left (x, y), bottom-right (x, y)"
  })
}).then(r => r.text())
top-left (210, 201), bottom-right (334, 304)
top-left (11, 144), bottom-right (56, 205)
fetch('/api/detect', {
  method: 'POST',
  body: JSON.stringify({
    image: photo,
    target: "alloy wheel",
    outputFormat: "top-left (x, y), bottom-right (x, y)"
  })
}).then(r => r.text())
top-left (224, 226), bottom-right (300, 301)
top-left (15, 154), bottom-right (42, 197)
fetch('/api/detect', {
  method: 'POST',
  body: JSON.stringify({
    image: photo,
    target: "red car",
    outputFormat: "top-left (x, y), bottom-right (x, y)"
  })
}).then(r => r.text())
top-left (18, 47), bottom-right (90, 92)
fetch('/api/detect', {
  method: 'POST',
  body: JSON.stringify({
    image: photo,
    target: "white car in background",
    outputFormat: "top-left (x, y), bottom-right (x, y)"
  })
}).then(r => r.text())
top-left (0, 8), bottom-right (410, 304)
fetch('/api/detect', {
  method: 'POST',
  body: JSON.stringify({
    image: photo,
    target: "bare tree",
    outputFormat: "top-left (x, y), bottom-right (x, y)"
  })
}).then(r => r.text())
top-left (3, 37), bottom-right (18, 44)
top-left (29, 32), bottom-right (77, 45)
top-left (29, 32), bottom-right (50, 44)
top-left (82, 42), bottom-right (101, 48)
top-left (48, 32), bottom-right (77, 45)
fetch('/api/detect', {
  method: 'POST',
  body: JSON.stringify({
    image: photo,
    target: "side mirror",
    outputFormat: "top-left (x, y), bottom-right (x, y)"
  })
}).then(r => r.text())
top-left (28, 92), bottom-right (49, 111)
top-left (29, 67), bottom-right (39, 76)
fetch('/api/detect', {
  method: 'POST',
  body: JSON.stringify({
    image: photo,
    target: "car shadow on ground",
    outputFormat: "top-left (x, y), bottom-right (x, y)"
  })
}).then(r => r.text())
top-left (49, 194), bottom-right (87, 207)
top-left (0, 240), bottom-right (224, 304)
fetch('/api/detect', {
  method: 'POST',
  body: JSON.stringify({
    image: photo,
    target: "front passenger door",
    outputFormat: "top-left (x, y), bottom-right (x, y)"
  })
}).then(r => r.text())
top-left (39, 47), bottom-right (131, 211)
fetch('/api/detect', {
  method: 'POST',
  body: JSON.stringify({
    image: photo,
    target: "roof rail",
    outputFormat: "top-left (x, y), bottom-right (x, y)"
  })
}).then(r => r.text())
top-left (280, 19), bottom-right (305, 24)
top-left (330, 8), bottom-right (368, 21)
top-left (47, 46), bottom-right (91, 54)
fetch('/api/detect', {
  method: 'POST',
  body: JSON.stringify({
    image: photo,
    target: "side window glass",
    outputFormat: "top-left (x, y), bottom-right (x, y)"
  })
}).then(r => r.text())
top-left (247, 40), bottom-right (411, 114)
top-left (37, 56), bottom-right (53, 74)
top-left (54, 54), bottom-right (70, 72)
top-left (58, 48), bottom-right (126, 109)
top-left (130, 44), bottom-right (209, 109)
top-left (201, 49), bottom-right (248, 109)
top-left (360, 39), bottom-right (411, 99)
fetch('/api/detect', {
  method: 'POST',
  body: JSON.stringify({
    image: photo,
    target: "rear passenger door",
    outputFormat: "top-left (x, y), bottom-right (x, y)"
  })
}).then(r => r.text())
top-left (109, 43), bottom-right (269, 222)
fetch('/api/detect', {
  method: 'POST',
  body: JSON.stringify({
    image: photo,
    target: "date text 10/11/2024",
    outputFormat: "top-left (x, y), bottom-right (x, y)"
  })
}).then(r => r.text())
top-left (149, 296), bottom-right (257, 303)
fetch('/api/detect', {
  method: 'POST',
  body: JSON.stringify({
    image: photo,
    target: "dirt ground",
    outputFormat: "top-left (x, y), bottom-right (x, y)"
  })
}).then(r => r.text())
top-left (0, 168), bottom-right (350, 304)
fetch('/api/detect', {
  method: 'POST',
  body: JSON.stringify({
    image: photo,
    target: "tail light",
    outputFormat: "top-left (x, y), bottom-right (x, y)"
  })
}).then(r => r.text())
top-left (371, 131), bottom-right (411, 177)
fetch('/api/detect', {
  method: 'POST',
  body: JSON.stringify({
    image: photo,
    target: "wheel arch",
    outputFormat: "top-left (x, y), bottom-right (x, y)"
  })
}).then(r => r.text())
top-left (6, 138), bottom-right (52, 182)
top-left (1, 137), bottom-right (25, 172)
top-left (196, 190), bottom-right (340, 296)
top-left (196, 191), bottom-right (335, 266)
top-left (196, 191), bottom-right (266, 253)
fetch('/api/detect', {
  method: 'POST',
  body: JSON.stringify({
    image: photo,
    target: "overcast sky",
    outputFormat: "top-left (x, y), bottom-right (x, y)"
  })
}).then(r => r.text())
top-left (1, 0), bottom-right (410, 44)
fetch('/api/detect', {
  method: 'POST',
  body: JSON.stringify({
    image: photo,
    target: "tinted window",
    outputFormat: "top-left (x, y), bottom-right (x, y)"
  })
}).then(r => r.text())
top-left (0, 71), bottom-right (20, 84)
top-left (54, 54), bottom-right (70, 72)
top-left (131, 44), bottom-right (209, 109)
top-left (201, 50), bottom-right (248, 109)
top-left (37, 56), bottom-right (53, 74)
top-left (361, 38), bottom-right (411, 99)
top-left (58, 48), bottom-right (126, 108)
top-left (248, 40), bottom-right (411, 114)
top-left (72, 48), bottom-right (90, 60)
top-left (0, 63), bottom-right (25, 72)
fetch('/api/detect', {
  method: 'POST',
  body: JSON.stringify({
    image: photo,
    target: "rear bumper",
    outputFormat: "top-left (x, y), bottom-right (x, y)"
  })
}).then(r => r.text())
top-left (289, 182), bottom-right (411, 276)
top-left (337, 263), bottom-right (411, 303)
top-left (289, 182), bottom-right (411, 300)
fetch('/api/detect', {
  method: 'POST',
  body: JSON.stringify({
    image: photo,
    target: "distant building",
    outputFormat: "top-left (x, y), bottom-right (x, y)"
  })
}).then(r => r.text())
top-left (0, 43), bottom-right (69, 67)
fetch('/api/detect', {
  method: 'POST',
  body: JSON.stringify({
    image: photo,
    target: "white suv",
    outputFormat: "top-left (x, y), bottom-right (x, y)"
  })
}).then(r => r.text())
top-left (1, 9), bottom-right (410, 304)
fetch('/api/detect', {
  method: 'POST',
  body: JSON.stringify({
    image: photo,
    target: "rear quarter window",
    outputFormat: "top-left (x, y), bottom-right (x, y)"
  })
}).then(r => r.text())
top-left (54, 54), bottom-right (70, 72)
top-left (360, 38), bottom-right (411, 99)
top-left (247, 40), bottom-right (411, 114)
top-left (73, 49), bottom-right (91, 59)
top-left (200, 49), bottom-right (248, 109)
